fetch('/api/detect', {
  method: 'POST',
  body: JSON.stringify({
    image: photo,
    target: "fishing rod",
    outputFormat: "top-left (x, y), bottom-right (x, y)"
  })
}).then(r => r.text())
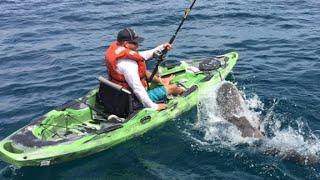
top-left (148, 0), bottom-right (198, 82)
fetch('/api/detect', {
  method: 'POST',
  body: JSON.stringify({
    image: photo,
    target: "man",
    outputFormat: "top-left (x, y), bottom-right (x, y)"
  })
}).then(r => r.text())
top-left (105, 28), bottom-right (184, 111)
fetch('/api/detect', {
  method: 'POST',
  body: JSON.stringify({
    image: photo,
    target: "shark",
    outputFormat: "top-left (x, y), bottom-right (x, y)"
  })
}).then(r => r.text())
top-left (215, 81), bottom-right (319, 165)
top-left (215, 81), bottom-right (263, 138)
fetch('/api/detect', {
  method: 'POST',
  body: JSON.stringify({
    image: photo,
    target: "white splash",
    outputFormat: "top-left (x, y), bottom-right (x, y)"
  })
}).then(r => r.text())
top-left (196, 81), bottom-right (260, 145)
top-left (188, 81), bottom-right (320, 164)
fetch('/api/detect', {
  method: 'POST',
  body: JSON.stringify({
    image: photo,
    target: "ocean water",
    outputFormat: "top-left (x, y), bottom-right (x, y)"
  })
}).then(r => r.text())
top-left (0, 0), bottom-right (319, 179)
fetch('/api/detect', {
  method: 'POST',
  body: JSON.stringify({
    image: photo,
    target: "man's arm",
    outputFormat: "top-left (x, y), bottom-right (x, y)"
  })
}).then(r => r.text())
top-left (117, 60), bottom-right (158, 110)
top-left (139, 43), bottom-right (172, 61)
top-left (139, 45), bottom-right (163, 61)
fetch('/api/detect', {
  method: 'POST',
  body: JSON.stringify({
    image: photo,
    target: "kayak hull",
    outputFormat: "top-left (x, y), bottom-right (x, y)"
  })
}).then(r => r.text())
top-left (0, 52), bottom-right (239, 167)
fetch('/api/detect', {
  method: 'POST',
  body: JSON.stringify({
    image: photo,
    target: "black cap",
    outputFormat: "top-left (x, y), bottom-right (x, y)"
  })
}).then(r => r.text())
top-left (117, 28), bottom-right (144, 43)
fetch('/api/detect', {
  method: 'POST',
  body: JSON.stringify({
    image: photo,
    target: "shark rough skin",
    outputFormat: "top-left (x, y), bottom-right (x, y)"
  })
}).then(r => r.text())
top-left (216, 81), bottom-right (263, 138)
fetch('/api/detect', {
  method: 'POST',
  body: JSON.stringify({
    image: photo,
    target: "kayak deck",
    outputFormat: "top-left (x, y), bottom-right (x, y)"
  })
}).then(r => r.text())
top-left (0, 52), bottom-right (238, 167)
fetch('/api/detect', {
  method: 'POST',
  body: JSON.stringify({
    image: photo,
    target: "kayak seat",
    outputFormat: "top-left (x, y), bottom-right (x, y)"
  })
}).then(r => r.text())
top-left (96, 76), bottom-right (143, 118)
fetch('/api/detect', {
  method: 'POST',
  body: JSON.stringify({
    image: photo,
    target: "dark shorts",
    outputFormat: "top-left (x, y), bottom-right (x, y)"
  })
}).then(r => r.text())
top-left (147, 86), bottom-right (167, 102)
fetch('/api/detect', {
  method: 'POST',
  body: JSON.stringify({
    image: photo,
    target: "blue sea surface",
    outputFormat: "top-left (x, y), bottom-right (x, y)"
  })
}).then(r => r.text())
top-left (0, 0), bottom-right (319, 179)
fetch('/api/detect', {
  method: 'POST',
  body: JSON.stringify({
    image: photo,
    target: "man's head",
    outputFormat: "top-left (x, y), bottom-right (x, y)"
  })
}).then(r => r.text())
top-left (117, 28), bottom-right (144, 50)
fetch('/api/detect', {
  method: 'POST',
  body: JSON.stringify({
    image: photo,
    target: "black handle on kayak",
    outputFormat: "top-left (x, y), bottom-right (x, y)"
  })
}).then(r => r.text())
top-left (148, 0), bottom-right (197, 82)
top-left (98, 76), bottom-right (131, 95)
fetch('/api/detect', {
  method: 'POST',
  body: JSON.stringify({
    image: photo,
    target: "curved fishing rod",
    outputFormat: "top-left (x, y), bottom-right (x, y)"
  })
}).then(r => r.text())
top-left (148, 0), bottom-right (198, 83)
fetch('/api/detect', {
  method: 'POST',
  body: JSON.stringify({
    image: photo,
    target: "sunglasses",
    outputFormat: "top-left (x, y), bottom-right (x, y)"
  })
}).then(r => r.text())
top-left (128, 41), bottom-right (138, 46)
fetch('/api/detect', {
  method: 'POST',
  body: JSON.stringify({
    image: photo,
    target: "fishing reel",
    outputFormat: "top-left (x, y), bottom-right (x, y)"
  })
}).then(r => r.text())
top-left (153, 49), bottom-right (167, 61)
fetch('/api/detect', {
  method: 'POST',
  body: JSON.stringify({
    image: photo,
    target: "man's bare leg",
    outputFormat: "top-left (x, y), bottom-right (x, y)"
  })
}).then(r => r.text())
top-left (160, 75), bottom-right (185, 96)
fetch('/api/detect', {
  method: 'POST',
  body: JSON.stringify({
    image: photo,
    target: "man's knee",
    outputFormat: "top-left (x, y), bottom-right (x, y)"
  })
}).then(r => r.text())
top-left (166, 85), bottom-right (185, 95)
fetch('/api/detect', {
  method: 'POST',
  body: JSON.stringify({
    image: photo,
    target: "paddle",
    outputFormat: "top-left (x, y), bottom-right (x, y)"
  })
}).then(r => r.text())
top-left (148, 0), bottom-right (198, 83)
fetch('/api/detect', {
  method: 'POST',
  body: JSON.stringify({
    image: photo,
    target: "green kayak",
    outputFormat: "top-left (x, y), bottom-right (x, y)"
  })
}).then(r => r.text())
top-left (0, 52), bottom-right (238, 167)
